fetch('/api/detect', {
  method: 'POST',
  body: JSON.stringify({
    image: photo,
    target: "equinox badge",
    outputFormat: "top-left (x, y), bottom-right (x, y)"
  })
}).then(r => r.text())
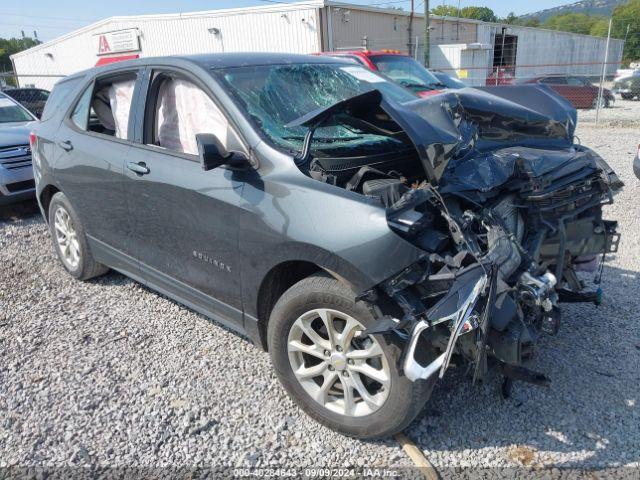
top-left (192, 250), bottom-right (231, 273)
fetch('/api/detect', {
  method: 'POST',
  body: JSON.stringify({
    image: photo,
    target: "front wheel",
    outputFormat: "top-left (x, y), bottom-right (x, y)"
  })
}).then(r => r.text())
top-left (591, 95), bottom-right (608, 109)
top-left (267, 274), bottom-right (434, 438)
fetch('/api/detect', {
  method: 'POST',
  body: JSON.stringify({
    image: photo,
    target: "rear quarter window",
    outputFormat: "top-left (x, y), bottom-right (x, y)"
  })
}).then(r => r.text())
top-left (41, 77), bottom-right (82, 121)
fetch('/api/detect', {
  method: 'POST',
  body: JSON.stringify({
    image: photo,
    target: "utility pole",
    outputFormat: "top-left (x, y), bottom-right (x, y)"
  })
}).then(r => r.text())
top-left (424, 0), bottom-right (430, 66)
top-left (408, 0), bottom-right (414, 57)
top-left (596, 17), bottom-right (612, 126)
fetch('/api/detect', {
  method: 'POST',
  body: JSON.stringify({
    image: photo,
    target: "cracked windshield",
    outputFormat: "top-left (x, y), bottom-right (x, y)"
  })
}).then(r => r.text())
top-left (369, 55), bottom-right (444, 93)
top-left (215, 63), bottom-right (415, 157)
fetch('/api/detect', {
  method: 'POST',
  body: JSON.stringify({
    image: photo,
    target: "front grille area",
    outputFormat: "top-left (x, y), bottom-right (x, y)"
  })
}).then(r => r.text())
top-left (523, 172), bottom-right (606, 218)
top-left (6, 179), bottom-right (35, 193)
top-left (0, 144), bottom-right (32, 170)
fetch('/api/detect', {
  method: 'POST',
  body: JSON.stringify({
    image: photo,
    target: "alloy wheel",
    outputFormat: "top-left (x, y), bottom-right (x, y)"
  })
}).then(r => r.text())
top-left (53, 206), bottom-right (81, 269)
top-left (287, 308), bottom-right (390, 417)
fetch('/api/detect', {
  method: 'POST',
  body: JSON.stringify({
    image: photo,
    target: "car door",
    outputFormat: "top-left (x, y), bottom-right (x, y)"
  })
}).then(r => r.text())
top-left (54, 69), bottom-right (141, 272)
top-left (124, 67), bottom-right (246, 328)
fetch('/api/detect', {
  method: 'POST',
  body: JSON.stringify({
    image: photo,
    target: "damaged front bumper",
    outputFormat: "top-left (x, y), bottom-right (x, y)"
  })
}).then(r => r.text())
top-left (363, 151), bottom-right (621, 387)
top-left (403, 269), bottom-right (486, 381)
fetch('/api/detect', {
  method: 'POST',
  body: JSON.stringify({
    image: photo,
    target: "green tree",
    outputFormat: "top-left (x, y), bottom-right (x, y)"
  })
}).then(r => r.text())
top-left (501, 12), bottom-right (541, 27)
top-left (503, 12), bottom-right (519, 24)
top-left (589, 18), bottom-right (610, 37)
top-left (610, 0), bottom-right (640, 63)
top-left (431, 5), bottom-right (498, 22)
top-left (543, 13), bottom-right (604, 35)
top-left (0, 37), bottom-right (40, 71)
top-left (460, 6), bottom-right (498, 22)
top-left (431, 5), bottom-right (460, 17)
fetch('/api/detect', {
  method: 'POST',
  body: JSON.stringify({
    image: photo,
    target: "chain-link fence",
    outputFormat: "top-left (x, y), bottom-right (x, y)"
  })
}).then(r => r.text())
top-left (335, 14), bottom-right (640, 128)
top-left (0, 62), bottom-right (640, 126)
top-left (1, 73), bottom-right (66, 119)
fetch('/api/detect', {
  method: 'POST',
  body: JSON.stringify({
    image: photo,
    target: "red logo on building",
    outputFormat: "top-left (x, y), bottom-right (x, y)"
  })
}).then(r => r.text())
top-left (98, 35), bottom-right (111, 54)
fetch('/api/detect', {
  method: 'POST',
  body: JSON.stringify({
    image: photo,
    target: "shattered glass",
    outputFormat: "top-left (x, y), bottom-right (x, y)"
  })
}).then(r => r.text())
top-left (215, 64), bottom-right (414, 155)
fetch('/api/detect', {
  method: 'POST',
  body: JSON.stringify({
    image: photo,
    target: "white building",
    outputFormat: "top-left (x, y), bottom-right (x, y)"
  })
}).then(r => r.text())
top-left (11, 0), bottom-right (624, 89)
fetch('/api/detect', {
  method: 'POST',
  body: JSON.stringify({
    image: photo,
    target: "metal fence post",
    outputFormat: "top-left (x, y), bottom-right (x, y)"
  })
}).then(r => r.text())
top-left (596, 18), bottom-right (613, 126)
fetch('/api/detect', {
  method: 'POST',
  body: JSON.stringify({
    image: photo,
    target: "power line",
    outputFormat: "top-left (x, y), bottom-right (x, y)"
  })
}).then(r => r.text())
top-left (1, 13), bottom-right (95, 23)
top-left (0, 22), bottom-right (80, 30)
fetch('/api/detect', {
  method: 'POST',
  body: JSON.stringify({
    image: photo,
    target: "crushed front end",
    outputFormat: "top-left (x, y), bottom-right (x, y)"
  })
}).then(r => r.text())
top-left (356, 87), bottom-right (623, 388)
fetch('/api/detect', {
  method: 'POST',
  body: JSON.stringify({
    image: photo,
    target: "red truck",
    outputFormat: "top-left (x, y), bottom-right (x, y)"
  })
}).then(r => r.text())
top-left (318, 50), bottom-right (447, 97)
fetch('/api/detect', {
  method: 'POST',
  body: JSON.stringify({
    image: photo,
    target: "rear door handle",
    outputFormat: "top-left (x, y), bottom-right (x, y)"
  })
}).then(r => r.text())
top-left (126, 161), bottom-right (150, 175)
top-left (58, 140), bottom-right (73, 152)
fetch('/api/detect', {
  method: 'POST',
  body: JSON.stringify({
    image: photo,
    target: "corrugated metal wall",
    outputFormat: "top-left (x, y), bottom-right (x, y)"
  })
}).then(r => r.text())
top-left (327, 8), bottom-right (476, 53)
top-left (12, 5), bottom-right (321, 89)
top-left (477, 24), bottom-right (625, 78)
top-left (11, 1), bottom-right (626, 90)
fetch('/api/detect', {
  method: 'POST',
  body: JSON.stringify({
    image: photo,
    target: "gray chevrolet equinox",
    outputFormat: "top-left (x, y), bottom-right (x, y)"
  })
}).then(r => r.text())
top-left (32, 54), bottom-right (621, 438)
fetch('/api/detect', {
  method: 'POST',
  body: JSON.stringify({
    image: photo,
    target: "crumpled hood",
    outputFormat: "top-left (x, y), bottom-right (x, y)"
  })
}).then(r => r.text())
top-left (289, 85), bottom-right (577, 185)
top-left (0, 122), bottom-right (35, 147)
top-left (391, 84), bottom-right (578, 184)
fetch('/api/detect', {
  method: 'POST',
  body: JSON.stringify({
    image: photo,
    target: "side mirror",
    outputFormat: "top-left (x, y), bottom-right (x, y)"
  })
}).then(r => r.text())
top-left (196, 133), bottom-right (230, 171)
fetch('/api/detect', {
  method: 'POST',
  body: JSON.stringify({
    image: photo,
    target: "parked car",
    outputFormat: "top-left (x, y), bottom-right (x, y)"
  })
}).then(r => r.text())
top-left (4, 88), bottom-right (50, 118)
top-left (33, 54), bottom-right (621, 438)
top-left (0, 91), bottom-right (37, 205)
top-left (614, 68), bottom-right (640, 82)
top-left (634, 144), bottom-right (640, 179)
top-left (613, 75), bottom-right (640, 100)
top-left (517, 75), bottom-right (614, 109)
top-left (319, 50), bottom-right (446, 97)
top-left (432, 70), bottom-right (467, 89)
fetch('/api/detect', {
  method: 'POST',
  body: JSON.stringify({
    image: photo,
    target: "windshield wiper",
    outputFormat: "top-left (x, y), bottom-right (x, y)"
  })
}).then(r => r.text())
top-left (282, 135), bottom-right (364, 143)
top-left (400, 82), bottom-right (434, 91)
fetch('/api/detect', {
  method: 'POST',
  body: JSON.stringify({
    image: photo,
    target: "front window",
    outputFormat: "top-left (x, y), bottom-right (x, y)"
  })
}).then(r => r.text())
top-left (0, 96), bottom-right (33, 123)
top-left (147, 76), bottom-right (230, 156)
top-left (213, 63), bottom-right (415, 157)
top-left (369, 55), bottom-right (442, 93)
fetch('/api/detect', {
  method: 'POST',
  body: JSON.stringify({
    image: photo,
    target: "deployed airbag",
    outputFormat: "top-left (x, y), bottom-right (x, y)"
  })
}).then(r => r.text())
top-left (156, 78), bottom-right (228, 155)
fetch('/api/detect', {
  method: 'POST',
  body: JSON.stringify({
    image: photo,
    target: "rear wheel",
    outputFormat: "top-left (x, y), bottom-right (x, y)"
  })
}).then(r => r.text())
top-left (267, 273), bottom-right (434, 438)
top-left (48, 192), bottom-right (108, 280)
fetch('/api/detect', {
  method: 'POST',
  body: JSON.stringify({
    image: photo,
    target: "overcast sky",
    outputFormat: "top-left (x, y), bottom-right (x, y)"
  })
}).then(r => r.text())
top-left (1, 0), bottom-right (574, 42)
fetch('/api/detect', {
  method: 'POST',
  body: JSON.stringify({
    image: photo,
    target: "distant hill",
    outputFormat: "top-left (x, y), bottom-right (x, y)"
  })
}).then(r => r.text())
top-left (520, 0), bottom-right (626, 22)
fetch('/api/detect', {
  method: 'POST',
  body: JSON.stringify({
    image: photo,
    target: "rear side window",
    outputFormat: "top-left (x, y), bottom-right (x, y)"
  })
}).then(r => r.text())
top-left (41, 78), bottom-right (81, 121)
top-left (70, 72), bottom-right (137, 140)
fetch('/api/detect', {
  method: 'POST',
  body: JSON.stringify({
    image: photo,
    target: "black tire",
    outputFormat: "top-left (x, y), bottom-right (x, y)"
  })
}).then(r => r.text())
top-left (621, 93), bottom-right (633, 100)
top-left (267, 273), bottom-right (435, 438)
top-left (48, 192), bottom-right (109, 281)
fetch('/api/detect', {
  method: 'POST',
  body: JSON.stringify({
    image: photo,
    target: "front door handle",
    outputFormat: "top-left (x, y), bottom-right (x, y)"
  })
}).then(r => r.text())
top-left (126, 161), bottom-right (150, 175)
top-left (58, 140), bottom-right (73, 152)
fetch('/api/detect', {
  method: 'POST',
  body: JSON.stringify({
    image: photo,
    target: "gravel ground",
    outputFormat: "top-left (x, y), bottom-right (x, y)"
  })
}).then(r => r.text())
top-left (0, 124), bottom-right (638, 475)
top-left (579, 97), bottom-right (640, 127)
